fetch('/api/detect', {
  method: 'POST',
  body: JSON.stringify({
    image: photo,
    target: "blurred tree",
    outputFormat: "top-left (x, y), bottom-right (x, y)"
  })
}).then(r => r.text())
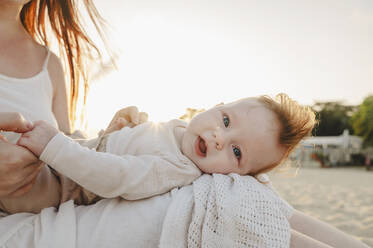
top-left (351, 95), bottom-right (373, 147)
top-left (312, 102), bottom-right (356, 136)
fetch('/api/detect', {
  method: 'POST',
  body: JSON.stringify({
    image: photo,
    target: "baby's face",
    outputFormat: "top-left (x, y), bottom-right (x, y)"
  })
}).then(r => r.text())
top-left (181, 98), bottom-right (286, 175)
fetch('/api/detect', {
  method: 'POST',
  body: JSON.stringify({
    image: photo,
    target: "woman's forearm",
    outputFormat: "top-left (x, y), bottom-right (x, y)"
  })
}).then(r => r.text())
top-left (290, 210), bottom-right (369, 248)
top-left (291, 229), bottom-right (333, 248)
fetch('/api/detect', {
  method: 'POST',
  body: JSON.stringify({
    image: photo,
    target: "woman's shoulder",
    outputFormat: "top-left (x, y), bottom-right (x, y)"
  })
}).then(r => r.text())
top-left (27, 41), bottom-right (63, 78)
top-left (46, 50), bottom-right (66, 90)
top-left (26, 40), bottom-right (49, 64)
top-left (46, 51), bottom-right (64, 77)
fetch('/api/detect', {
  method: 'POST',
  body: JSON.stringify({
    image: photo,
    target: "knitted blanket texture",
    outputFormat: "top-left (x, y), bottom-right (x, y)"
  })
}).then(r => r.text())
top-left (159, 173), bottom-right (292, 248)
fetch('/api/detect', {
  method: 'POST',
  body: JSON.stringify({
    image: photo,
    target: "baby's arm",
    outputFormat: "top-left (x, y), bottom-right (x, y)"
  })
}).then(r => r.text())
top-left (18, 121), bottom-right (200, 200)
top-left (289, 209), bottom-right (370, 248)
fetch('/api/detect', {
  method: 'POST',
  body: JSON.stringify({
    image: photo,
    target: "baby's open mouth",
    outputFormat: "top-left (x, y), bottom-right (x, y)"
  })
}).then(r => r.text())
top-left (195, 136), bottom-right (207, 157)
top-left (198, 136), bottom-right (207, 155)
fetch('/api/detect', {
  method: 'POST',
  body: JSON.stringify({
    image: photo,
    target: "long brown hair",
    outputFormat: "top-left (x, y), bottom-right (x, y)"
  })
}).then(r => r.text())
top-left (20, 0), bottom-right (110, 127)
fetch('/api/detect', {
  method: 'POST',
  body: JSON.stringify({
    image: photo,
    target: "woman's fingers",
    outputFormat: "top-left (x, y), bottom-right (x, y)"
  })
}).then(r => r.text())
top-left (0, 112), bottom-right (33, 133)
top-left (0, 143), bottom-right (40, 197)
top-left (8, 163), bottom-right (43, 197)
top-left (20, 161), bottom-right (44, 179)
top-left (9, 177), bottom-right (37, 198)
top-left (0, 133), bottom-right (8, 142)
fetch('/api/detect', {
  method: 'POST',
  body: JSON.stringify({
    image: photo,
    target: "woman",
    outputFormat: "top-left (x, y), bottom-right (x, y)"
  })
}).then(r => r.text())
top-left (0, 0), bottom-right (144, 214)
top-left (0, 0), bottom-right (104, 203)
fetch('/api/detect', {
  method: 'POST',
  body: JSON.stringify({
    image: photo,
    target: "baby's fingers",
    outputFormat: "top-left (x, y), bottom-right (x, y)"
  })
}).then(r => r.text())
top-left (116, 117), bottom-right (129, 128)
top-left (126, 106), bottom-right (140, 125)
top-left (17, 134), bottom-right (35, 154)
top-left (105, 117), bottom-right (129, 134)
top-left (139, 112), bottom-right (148, 124)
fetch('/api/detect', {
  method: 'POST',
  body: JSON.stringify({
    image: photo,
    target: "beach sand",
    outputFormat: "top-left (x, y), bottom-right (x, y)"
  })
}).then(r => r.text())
top-left (269, 167), bottom-right (373, 247)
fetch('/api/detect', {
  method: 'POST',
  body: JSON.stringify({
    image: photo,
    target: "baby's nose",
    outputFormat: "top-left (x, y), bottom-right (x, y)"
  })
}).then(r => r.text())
top-left (213, 127), bottom-right (225, 150)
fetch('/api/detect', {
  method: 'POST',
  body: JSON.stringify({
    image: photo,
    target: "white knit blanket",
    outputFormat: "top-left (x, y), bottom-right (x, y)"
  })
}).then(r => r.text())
top-left (159, 174), bottom-right (293, 248)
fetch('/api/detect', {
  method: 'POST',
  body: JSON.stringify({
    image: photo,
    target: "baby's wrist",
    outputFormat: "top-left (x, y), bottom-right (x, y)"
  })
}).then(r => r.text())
top-left (42, 132), bottom-right (59, 154)
top-left (34, 131), bottom-right (59, 157)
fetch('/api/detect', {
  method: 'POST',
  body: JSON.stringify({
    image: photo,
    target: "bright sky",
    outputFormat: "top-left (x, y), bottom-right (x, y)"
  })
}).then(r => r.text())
top-left (85, 0), bottom-right (373, 131)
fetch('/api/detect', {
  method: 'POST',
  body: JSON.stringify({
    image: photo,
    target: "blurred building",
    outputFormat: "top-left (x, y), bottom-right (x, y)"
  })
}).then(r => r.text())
top-left (290, 130), bottom-right (363, 167)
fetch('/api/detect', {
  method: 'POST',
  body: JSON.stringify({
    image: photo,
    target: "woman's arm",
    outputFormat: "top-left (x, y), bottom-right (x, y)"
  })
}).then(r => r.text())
top-left (290, 229), bottom-right (333, 248)
top-left (48, 52), bottom-right (72, 135)
top-left (290, 209), bottom-right (370, 248)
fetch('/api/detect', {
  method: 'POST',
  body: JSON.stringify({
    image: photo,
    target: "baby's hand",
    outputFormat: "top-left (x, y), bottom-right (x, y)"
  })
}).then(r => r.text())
top-left (105, 106), bottom-right (148, 134)
top-left (17, 121), bottom-right (59, 157)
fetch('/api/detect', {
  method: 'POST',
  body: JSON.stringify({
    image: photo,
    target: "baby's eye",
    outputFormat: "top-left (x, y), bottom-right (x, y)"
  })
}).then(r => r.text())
top-left (233, 146), bottom-right (241, 160)
top-left (223, 115), bottom-right (230, 127)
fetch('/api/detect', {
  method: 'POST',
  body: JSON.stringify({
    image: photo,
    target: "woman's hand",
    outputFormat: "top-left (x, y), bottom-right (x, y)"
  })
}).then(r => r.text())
top-left (0, 112), bottom-right (33, 133)
top-left (105, 106), bottom-right (148, 134)
top-left (0, 112), bottom-right (42, 198)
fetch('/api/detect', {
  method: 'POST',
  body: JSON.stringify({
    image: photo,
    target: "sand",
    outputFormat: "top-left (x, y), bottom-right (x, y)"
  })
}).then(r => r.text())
top-left (269, 167), bottom-right (373, 247)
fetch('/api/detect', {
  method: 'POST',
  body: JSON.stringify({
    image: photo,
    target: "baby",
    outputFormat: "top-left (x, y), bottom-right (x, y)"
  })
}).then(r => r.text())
top-left (14, 93), bottom-right (315, 208)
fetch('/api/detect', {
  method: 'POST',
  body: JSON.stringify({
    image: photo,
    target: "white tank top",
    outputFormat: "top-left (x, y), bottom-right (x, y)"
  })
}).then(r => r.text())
top-left (0, 49), bottom-right (58, 143)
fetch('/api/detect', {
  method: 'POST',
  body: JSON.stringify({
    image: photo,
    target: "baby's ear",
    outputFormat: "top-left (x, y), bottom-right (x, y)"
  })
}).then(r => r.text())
top-left (215, 102), bottom-right (224, 107)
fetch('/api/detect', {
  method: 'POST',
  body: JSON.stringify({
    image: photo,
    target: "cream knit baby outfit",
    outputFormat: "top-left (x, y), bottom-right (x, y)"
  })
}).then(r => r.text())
top-left (40, 119), bottom-right (202, 202)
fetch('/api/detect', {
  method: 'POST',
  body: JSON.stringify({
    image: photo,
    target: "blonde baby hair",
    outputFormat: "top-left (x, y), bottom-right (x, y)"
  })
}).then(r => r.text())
top-left (254, 93), bottom-right (316, 175)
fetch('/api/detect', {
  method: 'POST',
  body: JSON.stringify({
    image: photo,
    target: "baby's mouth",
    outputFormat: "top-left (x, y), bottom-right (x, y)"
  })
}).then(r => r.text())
top-left (196, 136), bottom-right (207, 157)
top-left (199, 137), bottom-right (207, 154)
